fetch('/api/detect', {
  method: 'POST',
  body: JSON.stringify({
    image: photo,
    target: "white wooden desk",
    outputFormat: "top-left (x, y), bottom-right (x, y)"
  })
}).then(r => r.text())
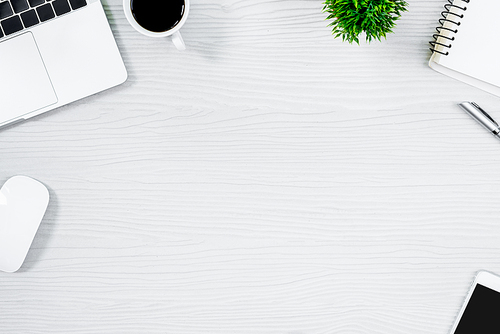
top-left (2, 0), bottom-right (500, 332)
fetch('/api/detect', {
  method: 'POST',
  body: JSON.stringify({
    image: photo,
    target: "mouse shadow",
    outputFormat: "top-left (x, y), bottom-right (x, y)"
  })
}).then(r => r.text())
top-left (17, 186), bottom-right (58, 273)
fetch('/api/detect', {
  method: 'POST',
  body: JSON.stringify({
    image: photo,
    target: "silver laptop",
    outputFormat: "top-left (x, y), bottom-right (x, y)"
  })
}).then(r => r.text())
top-left (0, 0), bottom-right (127, 128)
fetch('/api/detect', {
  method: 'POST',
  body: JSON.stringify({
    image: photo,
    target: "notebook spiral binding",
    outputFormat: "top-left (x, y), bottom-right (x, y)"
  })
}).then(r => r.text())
top-left (429, 0), bottom-right (469, 56)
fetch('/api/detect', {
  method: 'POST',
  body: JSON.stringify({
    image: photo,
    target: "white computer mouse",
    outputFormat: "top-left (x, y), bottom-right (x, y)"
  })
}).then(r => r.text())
top-left (0, 175), bottom-right (49, 273)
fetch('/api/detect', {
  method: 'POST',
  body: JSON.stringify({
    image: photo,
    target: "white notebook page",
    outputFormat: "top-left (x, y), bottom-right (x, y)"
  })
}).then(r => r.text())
top-left (436, 0), bottom-right (500, 87)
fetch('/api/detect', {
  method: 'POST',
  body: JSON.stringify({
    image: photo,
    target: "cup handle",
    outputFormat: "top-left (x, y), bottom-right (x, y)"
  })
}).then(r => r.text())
top-left (171, 31), bottom-right (186, 51)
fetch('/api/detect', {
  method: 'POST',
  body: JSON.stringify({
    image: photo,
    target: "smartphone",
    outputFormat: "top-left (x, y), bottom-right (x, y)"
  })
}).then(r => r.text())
top-left (449, 271), bottom-right (500, 333)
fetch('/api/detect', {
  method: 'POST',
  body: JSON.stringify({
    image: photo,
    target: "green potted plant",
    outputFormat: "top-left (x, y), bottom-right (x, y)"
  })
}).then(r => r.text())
top-left (323, 0), bottom-right (408, 44)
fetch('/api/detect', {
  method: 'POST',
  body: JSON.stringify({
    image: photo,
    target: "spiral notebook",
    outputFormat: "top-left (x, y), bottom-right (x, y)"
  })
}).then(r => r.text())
top-left (429, 0), bottom-right (500, 97)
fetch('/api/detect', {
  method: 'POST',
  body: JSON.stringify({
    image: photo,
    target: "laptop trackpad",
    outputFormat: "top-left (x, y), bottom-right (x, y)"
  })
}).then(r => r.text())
top-left (0, 32), bottom-right (57, 123)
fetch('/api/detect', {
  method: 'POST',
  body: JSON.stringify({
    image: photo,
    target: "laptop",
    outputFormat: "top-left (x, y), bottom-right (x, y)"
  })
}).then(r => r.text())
top-left (0, 0), bottom-right (127, 128)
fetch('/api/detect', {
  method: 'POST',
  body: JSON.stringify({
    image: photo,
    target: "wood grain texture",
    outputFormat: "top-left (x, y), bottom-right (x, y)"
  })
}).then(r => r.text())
top-left (2, 0), bottom-right (500, 333)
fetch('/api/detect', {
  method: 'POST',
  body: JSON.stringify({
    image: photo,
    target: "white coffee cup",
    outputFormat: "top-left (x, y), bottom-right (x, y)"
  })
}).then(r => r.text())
top-left (123, 0), bottom-right (190, 50)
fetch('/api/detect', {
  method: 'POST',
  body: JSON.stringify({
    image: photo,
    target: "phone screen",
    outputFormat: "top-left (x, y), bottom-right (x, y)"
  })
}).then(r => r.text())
top-left (454, 284), bottom-right (500, 333)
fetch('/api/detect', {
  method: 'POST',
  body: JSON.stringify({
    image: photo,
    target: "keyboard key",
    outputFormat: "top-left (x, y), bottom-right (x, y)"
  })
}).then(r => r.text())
top-left (0, 1), bottom-right (14, 19)
top-left (36, 3), bottom-right (54, 21)
top-left (20, 8), bottom-right (37, 27)
top-left (28, 0), bottom-right (44, 7)
top-left (68, 0), bottom-right (85, 10)
top-left (1, 15), bottom-right (23, 34)
top-left (11, 0), bottom-right (29, 13)
top-left (0, 27), bottom-right (3, 38)
top-left (52, 0), bottom-right (69, 15)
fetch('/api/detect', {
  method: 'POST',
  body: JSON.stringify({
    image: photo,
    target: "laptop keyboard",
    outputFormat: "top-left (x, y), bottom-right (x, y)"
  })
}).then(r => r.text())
top-left (0, 0), bottom-right (86, 39)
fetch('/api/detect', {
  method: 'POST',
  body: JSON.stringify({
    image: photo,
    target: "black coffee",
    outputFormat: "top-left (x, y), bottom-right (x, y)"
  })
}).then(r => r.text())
top-left (131, 0), bottom-right (185, 33)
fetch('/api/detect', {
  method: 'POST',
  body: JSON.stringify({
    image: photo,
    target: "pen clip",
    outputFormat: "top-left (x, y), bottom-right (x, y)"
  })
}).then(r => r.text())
top-left (459, 101), bottom-right (500, 136)
top-left (469, 102), bottom-right (499, 127)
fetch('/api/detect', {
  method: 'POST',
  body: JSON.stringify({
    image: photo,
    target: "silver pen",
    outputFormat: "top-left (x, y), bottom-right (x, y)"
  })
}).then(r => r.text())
top-left (458, 102), bottom-right (500, 139)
